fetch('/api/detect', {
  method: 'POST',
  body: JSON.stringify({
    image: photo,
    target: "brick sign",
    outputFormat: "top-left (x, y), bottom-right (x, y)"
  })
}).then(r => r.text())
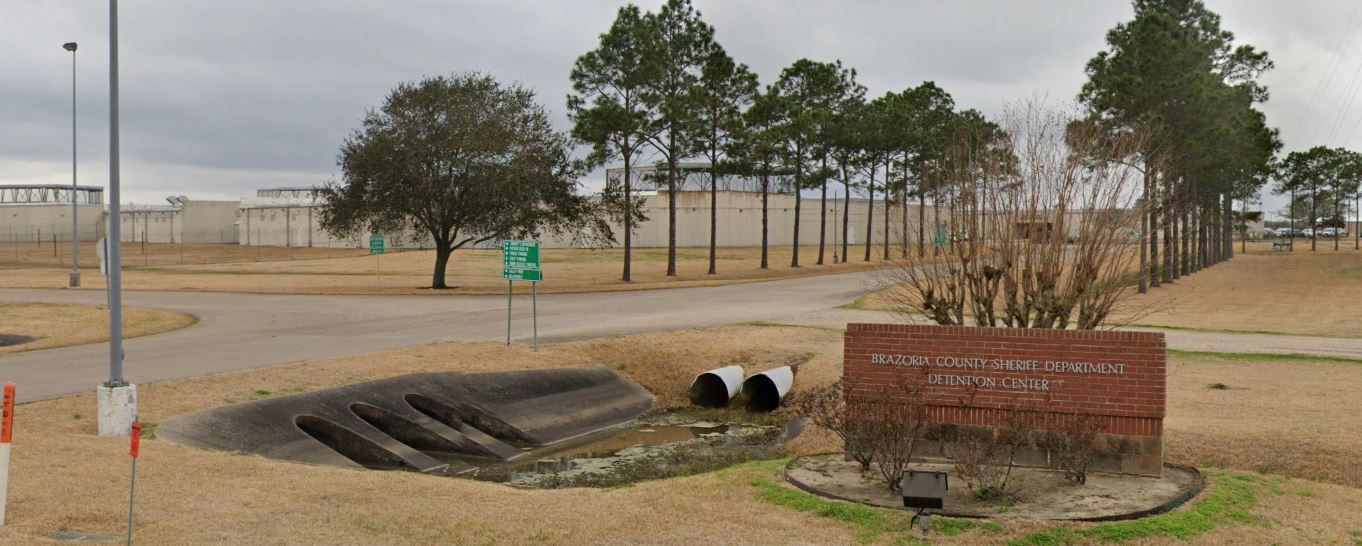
top-left (843, 323), bottom-right (1166, 476)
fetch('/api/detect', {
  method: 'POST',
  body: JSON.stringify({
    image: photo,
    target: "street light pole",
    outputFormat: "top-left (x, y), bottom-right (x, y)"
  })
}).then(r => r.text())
top-left (98, 0), bottom-right (136, 438)
top-left (108, 0), bottom-right (125, 388)
top-left (64, 42), bottom-right (80, 288)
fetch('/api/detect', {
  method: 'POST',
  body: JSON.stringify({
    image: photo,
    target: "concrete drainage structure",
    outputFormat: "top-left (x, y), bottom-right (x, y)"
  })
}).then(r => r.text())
top-left (158, 367), bottom-right (653, 473)
top-left (741, 366), bottom-right (794, 412)
top-left (687, 365), bottom-right (745, 408)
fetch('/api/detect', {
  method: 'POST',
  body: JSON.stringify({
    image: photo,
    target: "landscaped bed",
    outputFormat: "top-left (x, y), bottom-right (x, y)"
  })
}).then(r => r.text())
top-left (785, 454), bottom-right (1203, 520)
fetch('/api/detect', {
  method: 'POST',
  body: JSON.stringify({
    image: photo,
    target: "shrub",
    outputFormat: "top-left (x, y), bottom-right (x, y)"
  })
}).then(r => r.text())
top-left (796, 380), bottom-right (874, 471)
top-left (1042, 412), bottom-right (1105, 485)
top-left (946, 395), bottom-right (1038, 501)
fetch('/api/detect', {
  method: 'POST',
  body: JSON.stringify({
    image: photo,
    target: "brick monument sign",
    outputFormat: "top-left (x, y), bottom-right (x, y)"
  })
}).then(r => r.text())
top-left (843, 323), bottom-right (1166, 476)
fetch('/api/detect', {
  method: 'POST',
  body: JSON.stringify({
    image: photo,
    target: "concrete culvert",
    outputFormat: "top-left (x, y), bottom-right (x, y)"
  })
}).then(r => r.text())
top-left (349, 402), bottom-right (464, 454)
top-left (688, 365), bottom-right (744, 408)
top-left (741, 366), bottom-right (794, 412)
top-left (294, 415), bottom-right (416, 470)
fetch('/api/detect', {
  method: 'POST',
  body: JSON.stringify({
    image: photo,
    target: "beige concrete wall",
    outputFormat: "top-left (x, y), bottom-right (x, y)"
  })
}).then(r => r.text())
top-left (181, 202), bottom-right (241, 243)
top-left (237, 207), bottom-right (355, 248)
top-left (542, 191), bottom-right (929, 251)
top-left (119, 208), bottom-right (177, 243)
top-left (0, 204), bottom-right (105, 242)
top-left (119, 201), bottom-right (241, 244)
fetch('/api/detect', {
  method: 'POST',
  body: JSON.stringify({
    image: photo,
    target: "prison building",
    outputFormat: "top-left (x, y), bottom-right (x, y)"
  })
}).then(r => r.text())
top-left (235, 187), bottom-right (424, 249)
top-left (0, 184), bottom-right (105, 243)
top-left (118, 198), bottom-right (240, 244)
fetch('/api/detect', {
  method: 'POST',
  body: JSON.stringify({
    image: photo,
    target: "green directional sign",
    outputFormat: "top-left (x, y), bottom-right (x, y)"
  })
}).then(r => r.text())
top-left (369, 235), bottom-right (385, 255)
top-left (502, 240), bottom-right (541, 282)
top-left (503, 240), bottom-right (540, 269)
top-left (502, 268), bottom-right (543, 282)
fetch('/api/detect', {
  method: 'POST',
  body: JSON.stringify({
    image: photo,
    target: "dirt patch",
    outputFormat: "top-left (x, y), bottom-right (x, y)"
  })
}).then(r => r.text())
top-left (0, 303), bottom-right (196, 355)
top-left (785, 454), bottom-right (1201, 520)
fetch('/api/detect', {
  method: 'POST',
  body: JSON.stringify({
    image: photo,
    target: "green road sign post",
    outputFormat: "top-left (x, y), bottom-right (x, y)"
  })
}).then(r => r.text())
top-left (370, 236), bottom-right (385, 288)
top-left (502, 240), bottom-right (542, 351)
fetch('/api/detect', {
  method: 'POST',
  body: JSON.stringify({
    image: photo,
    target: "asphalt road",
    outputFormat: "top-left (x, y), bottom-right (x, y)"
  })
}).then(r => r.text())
top-left (7, 269), bottom-right (1362, 402)
top-left (0, 271), bottom-right (879, 402)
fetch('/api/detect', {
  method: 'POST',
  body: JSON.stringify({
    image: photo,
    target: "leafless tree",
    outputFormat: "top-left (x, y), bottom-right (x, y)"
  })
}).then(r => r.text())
top-left (880, 99), bottom-right (1153, 330)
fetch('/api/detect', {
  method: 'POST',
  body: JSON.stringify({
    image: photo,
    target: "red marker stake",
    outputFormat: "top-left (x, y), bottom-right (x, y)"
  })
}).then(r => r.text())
top-left (126, 420), bottom-right (140, 545)
top-left (0, 382), bottom-right (14, 527)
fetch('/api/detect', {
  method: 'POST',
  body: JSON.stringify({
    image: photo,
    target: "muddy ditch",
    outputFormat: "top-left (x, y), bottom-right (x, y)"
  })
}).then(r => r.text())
top-left (438, 410), bottom-right (789, 488)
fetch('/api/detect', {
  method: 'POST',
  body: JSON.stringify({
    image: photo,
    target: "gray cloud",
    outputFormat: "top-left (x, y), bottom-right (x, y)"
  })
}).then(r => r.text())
top-left (3, 1), bottom-right (1359, 214)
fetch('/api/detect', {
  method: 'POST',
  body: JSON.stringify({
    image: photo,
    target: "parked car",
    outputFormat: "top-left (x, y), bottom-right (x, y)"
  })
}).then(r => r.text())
top-left (1261, 228), bottom-right (1277, 238)
top-left (1303, 228), bottom-right (1314, 238)
top-left (1320, 227), bottom-right (1338, 237)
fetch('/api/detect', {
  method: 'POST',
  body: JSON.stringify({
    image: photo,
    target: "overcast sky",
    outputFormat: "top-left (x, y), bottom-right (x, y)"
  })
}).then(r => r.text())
top-left (4, 1), bottom-right (1361, 215)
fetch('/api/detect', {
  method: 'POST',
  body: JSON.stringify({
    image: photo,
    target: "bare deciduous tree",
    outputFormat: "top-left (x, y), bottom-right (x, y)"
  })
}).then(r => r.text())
top-left (881, 100), bottom-right (1152, 330)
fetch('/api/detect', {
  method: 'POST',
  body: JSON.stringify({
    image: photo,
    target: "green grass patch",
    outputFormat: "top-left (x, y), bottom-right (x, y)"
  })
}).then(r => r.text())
top-left (736, 321), bottom-right (840, 332)
top-left (250, 387), bottom-right (308, 400)
top-left (837, 289), bottom-right (913, 313)
top-left (1009, 471), bottom-right (1269, 545)
top-left (1168, 349), bottom-right (1362, 366)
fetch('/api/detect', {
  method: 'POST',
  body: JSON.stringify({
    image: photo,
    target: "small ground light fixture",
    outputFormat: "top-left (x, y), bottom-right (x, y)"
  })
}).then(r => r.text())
top-left (902, 470), bottom-right (948, 537)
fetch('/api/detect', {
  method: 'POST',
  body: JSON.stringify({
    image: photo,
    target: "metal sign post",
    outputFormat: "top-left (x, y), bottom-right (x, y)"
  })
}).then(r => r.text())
top-left (502, 240), bottom-right (542, 350)
top-left (369, 235), bottom-right (384, 288)
top-left (126, 419), bottom-right (140, 545)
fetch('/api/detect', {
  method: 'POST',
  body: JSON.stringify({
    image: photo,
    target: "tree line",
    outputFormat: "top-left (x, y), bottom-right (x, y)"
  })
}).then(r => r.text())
top-left (568, 0), bottom-right (995, 282)
top-left (1274, 146), bottom-right (1362, 251)
top-left (1078, 0), bottom-right (1279, 292)
top-left (320, 0), bottom-right (1345, 292)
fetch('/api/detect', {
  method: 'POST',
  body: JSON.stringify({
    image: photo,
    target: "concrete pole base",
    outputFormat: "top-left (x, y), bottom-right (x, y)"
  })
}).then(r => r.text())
top-left (69, 271), bottom-right (81, 288)
top-left (97, 384), bottom-right (137, 437)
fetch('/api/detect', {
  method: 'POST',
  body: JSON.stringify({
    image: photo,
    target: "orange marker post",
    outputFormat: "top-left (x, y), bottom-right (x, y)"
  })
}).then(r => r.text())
top-left (0, 382), bottom-right (15, 526)
top-left (126, 420), bottom-right (140, 545)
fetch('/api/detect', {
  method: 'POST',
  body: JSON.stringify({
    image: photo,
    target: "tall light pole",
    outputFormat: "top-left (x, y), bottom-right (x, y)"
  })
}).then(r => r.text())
top-left (64, 42), bottom-right (80, 288)
top-left (98, 0), bottom-right (136, 438)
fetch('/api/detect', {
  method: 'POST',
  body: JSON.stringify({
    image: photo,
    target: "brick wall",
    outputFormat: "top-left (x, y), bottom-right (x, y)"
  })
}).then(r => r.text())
top-left (843, 323), bottom-right (1166, 438)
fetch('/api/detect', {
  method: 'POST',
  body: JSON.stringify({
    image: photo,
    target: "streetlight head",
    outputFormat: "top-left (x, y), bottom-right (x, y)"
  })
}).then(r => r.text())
top-left (63, 42), bottom-right (78, 52)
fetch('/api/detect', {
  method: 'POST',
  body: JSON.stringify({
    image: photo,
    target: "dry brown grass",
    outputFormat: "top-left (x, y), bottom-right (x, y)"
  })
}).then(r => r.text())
top-left (0, 303), bottom-right (196, 355)
top-left (1, 324), bottom-right (1359, 544)
top-left (853, 242), bottom-right (1362, 337)
top-left (1125, 245), bottom-right (1362, 337)
top-left (0, 244), bottom-right (886, 295)
top-left (1164, 353), bottom-right (1362, 488)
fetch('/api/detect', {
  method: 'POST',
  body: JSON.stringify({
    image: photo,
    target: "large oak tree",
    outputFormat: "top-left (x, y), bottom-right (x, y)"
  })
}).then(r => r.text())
top-left (321, 73), bottom-right (607, 289)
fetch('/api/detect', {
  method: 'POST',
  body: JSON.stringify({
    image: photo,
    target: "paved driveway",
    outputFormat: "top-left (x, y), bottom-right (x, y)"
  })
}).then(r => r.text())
top-left (0, 271), bottom-right (879, 401)
top-left (7, 270), bottom-right (1361, 402)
